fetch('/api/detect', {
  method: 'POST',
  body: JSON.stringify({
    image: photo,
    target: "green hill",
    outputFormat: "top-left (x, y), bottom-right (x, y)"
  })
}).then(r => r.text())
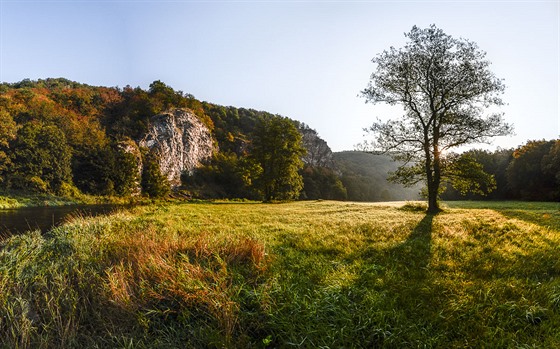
top-left (334, 151), bottom-right (422, 201)
top-left (0, 78), bottom-right (424, 203)
top-left (0, 78), bottom-right (338, 200)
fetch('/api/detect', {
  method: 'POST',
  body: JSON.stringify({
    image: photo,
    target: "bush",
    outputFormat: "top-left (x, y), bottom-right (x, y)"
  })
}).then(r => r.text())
top-left (57, 181), bottom-right (82, 198)
top-left (399, 201), bottom-right (428, 212)
top-left (141, 151), bottom-right (170, 198)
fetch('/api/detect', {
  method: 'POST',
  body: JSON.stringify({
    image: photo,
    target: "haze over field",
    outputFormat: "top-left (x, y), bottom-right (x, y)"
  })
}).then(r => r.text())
top-left (1, 1), bottom-right (558, 151)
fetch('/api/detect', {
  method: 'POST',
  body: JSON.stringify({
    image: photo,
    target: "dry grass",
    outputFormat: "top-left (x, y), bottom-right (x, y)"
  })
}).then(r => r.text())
top-left (102, 226), bottom-right (268, 342)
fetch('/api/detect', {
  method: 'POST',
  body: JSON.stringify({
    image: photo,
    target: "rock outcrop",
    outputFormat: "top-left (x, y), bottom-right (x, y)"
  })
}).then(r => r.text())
top-left (139, 108), bottom-right (215, 186)
top-left (298, 123), bottom-right (336, 169)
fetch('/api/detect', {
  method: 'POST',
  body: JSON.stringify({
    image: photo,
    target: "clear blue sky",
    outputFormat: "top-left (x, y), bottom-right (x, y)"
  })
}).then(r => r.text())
top-left (1, 0), bottom-right (558, 152)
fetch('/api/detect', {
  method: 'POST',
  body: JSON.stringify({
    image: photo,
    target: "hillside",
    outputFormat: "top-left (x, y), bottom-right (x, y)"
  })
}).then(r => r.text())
top-left (334, 151), bottom-right (421, 201)
top-left (0, 78), bottom-right (345, 201)
top-left (2, 78), bottom-right (556, 203)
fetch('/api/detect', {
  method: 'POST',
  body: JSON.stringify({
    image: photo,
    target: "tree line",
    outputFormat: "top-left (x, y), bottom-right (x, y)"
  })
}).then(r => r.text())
top-left (0, 78), bottom-right (557, 203)
top-left (0, 79), bottom-right (170, 198)
top-left (441, 140), bottom-right (560, 201)
top-left (0, 78), bottom-right (343, 201)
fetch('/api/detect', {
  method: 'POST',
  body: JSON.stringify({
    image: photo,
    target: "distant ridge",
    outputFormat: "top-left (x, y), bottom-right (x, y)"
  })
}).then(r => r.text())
top-left (333, 151), bottom-right (421, 202)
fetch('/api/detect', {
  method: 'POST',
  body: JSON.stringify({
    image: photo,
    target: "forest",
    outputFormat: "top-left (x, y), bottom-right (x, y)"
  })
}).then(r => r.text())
top-left (0, 78), bottom-right (558, 203)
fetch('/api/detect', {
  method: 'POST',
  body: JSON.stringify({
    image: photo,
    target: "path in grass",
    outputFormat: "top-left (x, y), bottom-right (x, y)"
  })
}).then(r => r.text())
top-left (0, 200), bottom-right (559, 348)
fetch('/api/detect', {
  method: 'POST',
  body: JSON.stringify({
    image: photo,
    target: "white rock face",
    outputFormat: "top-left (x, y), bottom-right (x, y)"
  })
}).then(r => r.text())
top-left (299, 125), bottom-right (335, 169)
top-left (139, 108), bottom-right (215, 186)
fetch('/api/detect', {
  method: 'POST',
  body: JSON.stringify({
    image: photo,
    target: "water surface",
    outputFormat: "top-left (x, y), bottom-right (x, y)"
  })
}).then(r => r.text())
top-left (0, 205), bottom-right (120, 237)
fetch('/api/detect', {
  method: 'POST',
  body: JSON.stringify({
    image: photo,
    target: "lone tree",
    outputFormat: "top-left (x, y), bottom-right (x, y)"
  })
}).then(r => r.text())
top-left (250, 116), bottom-right (306, 202)
top-left (361, 25), bottom-right (512, 213)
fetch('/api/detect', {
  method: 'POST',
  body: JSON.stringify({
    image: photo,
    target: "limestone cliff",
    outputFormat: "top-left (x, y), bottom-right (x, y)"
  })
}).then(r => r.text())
top-left (298, 123), bottom-right (336, 169)
top-left (139, 108), bottom-right (215, 186)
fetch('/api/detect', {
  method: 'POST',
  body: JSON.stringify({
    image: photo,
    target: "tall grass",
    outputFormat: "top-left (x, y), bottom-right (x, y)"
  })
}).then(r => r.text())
top-left (0, 200), bottom-right (559, 347)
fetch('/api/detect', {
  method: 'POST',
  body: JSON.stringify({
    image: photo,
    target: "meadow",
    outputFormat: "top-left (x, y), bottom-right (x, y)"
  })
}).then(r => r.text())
top-left (0, 200), bottom-right (559, 348)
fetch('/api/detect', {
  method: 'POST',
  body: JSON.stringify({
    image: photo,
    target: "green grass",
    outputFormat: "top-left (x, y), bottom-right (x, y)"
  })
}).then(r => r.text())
top-left (0, 190), bottom-right (150, 209)
top-left (0, 200), bottom-right (559, 348)
top-left (0, 192), bottom-right (76, 209)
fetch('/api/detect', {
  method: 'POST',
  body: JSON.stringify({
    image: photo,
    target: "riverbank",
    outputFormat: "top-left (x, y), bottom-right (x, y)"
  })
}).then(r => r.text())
top-left (0, 200), bottom-right (558, 348)
top-left (0, 191), bottom-right (148, 210)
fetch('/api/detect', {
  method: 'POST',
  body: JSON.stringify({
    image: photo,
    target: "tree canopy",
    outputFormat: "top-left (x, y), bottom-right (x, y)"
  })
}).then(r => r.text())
top-left (250, 116), bottom-right (306, 202)
top-left (1, 78), bottom-right (343, 201)
top-left (507, 140), bottom-right (559, 201)
top-left (361, 24), bottom-right (513, 212)
top-left (9, 122), bottom-right (72, 193)
top-left (2, 78), bottom-right (556, 204)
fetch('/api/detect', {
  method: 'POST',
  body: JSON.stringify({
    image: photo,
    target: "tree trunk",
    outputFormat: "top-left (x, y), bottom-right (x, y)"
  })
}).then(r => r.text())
top-left (423, 139), bottom-right (441, 214)
top-left (427, 146), bottom-right (442, 214)
top-left (427, 182), bottom-right (440, 214)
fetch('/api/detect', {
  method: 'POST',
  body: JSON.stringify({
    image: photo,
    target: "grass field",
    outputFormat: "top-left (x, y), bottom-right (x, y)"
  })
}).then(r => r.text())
top-left (0, 200), bottom-right (559, 348)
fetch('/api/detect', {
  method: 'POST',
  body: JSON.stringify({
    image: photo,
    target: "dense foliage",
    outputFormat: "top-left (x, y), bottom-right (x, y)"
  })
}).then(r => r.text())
top-left (0, 78), bottom-right (557, 203)
top-left (0, 78), bottom-right (136, 196)
top-left (441, 140), bottom-right (560, 202)
top-left (140, 150), bottom-right (171, 198)
top-left (249, 116), bottom-right (306, 201)
top-left (300, 166), bottom-right (347, 200)
top-left (0, 78), bottom-right (333, 201)
top-left (9, 122), bottom-right (72, 193)
top-left (333, 151), bottom-right (421, 201)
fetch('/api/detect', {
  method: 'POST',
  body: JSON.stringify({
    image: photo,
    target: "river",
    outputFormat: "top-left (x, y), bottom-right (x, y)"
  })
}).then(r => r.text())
top-left (0, 204), bottom-right (121, 237)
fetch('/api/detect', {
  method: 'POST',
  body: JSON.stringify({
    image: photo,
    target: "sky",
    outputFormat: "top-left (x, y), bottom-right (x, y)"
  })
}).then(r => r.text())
top-left (0, 0), bottom-right (558, 152)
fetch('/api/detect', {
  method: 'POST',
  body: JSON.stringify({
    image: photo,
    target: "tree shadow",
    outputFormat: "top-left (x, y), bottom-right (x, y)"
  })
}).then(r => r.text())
top-left (262, 214), bottom-right (440, 347)
top-left (355, 213), bottom-right (435, 288)
top-left (495, 208), bottom-right (560, 231)
top-left (334, 213), bottom-right (439, 345)
top-left (388, 213), bottom-right (434, 279)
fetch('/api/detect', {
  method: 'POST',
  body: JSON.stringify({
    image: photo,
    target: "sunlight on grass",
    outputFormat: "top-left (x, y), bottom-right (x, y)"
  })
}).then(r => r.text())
top-left (0, 200), bottom-right (558, 347)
